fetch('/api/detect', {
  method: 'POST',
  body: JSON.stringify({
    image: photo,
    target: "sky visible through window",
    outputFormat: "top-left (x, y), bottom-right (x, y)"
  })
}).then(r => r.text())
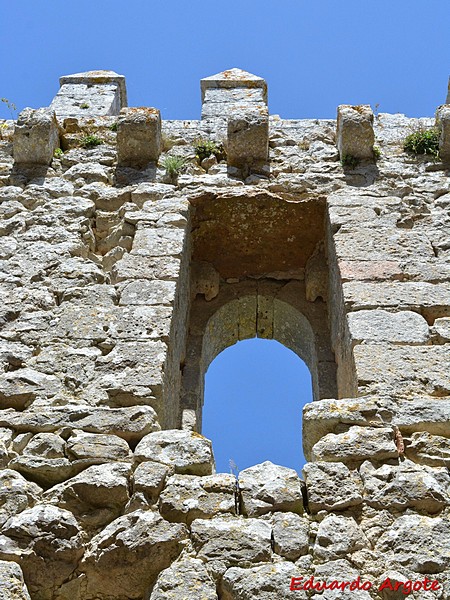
top-left (203, 339), bottom-right (312, 475)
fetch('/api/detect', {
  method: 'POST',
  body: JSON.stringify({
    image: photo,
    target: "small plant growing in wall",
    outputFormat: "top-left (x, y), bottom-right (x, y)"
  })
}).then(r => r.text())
top-left (79, 134), bottom-right (103, 149)
top-left (80, 102), bottom-right (90, 109)
top-left (161, 155), bottom-right (187, 183)
top-left (341, 154), bottom-right (359, 168)
top-left (373, 145), bottom-right (381, 161)
top-left (193, 138), bottom-right (226, 163)
top-left (109, 122), bottom-right (118, 132)
top-left (1, 97), bottom-right (17, 119)
top-left (53, 147), bottom-right (64, 158)
top-left (403, 127), bottom-right (440, 158)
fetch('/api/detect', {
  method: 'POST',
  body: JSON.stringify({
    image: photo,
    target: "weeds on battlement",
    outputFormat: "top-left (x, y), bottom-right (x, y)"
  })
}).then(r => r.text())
top-left (403, 127), bottom-right (440, 158)
top-left (79, 134), bottom-right (103, 149)
top-left (161, 155), bottom-right (187, 182)
top-left (193, 138), bottom-right (226, 163)
top-left (341, 154), bottom-right (359, 168)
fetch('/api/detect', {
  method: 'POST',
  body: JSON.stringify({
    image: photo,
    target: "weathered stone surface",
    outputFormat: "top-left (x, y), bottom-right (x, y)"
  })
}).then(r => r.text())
top-left (0, 368), bottom-right (62, 409)
top-left (117, 107), bottom-right (161, 167)
top-left (131, 461), bottom-right (172, 507)
top-left (336, 105), bottom-right (375, 161)
top-left (312, 426), bottom-right (398, 463)
top-left (0, 505), bottom-right (84, 598)
top-left (436, 104), bottom-right (450, 162)
top-left (221, 562), bottom-right (308, 600)
top-left (119, 279), bottom-right (176, 306)
top-left (13, 108), bottom-right (59, 165)
top-left (342, 282), bottom-right (450, 321)
top-left (238, 461), bottom-right (303, 516)
top-left (354, 345), bottom-right (450, 397)
top-left (406, 431), bottom-right (450, 466)
top-left (78, 510), bottom-right (188, 599)
top-left (191, 516), bottom-right (272, 567)
top-left (44, 463), bottom-right (131, 531)
top-left (111, 254), bottom-right (181, 283)
top-left (134, 430), bottom-right (214, 475)
top-left (149, 558), bottom-right (217, 600)
top-left (160, 473), bottom-right (236, 524)
top-left (0, 560), bottom-right (31, 600)
top-left (434, 317), bottom-right (450, 342)
top-left (303, 461), bottom-right (363, 511)
top-left (9, 455), bottom-right (77, 487)
top-left (227, 105), bottom-right (269, 171)
top-left (0, 470), bottom-right (42, 527)
top-left (0, 405), bottom-right (160, 442)
top-left (270, 512), bottom-right (309, 560)
top-left (50, 70), bottom-right (126, 119)
top-left (314, 514), bottom-right (369, 561)
top-left (303, 397), bottom-right (450, 456)
top-left (66, 430), bottom-right (132, 463)
top-left (347, 310), bottom-right (430, 344)
top-left (375, 514), bottom-right (450, 573)
top-left (131, 227), bottom-right (185, 257)
top-left (360, 460), bottom-right (449, 512)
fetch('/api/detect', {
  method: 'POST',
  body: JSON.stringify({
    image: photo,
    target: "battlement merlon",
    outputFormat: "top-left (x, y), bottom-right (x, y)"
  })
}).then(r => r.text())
top-left (49, 70), bottom-right (127, 120)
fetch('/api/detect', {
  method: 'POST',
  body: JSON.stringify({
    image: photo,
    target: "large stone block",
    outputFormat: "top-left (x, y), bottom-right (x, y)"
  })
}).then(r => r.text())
top-left (13, 108), bottom-right (59, 165)
top-left (227, 104), bottom-right (269, 171)
top-left (238, 461), bottom-right (303, 516)
top-left (336, 104), bottom-right (375, 161)
top-left (117, 107), bottom-right (161, 168)
top-left (436, 104), bottom-right (450, 162)
top-left (303, 461), bottom-right (363, 511)
top-left (347, 309), bottom-right (430, 345)
top-left (311, 426), bottom-right (398, 463)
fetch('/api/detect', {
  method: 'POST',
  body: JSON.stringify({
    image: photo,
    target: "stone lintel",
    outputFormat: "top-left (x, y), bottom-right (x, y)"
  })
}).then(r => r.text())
top-left (336, 104), bottom-right (375, 161)
top-left (201, 68), bottom-right (268, 103)
top-left (227, 104), bottom-right (269, 171)
top-left (117, 107), bottom-right (162, 168)
top-left (13, 107), bottom-right (59, 165)
top-left (436, 104), bottom-right (450, 162)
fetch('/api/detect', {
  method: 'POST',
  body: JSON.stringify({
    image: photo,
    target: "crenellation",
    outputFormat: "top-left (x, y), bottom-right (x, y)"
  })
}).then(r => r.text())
top-left (0, 68), bottom-right (449, 599)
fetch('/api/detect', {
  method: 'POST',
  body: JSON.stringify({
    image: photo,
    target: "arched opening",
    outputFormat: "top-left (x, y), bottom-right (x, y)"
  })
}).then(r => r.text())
top-left (203, 338), bottom-right (312, 473)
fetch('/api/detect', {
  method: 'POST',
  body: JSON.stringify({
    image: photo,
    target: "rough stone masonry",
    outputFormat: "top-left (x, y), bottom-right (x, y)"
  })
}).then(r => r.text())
top-left (0, 68), bottom-right (449, 599)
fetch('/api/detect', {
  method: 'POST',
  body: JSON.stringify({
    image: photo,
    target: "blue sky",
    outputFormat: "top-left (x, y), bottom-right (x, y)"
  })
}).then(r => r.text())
top-left (1, 1), bottom-right (449, 474)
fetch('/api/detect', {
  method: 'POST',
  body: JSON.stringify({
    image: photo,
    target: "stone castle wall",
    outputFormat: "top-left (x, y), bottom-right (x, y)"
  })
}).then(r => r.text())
top-left (0, 69), bottom-right (449, 599)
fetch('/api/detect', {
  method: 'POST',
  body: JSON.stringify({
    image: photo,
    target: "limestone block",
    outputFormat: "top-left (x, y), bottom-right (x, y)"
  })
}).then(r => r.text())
top-left (112, 254), bottom-right (181, 282)
top-left (360, 460), bottom-right (449, 513)
top-left (336, 104), bottom-right (375, 161)
top-left (78, 510), bottom-right (188, 599)
top-left (0, 561), bottom-right (31, 600)
top-left (134, 429), bottom-right (214, 475)
top-left (0, 470), bottom-right (42, 528)
top-left (50, 70), bottom-right (127, 119)
top-left (63, 162), bottom-right (110, 184)
top-left (131, 227), bottom-right (185, 257)
top-left (191, 260), bottom-right (220, 301)
top-left (436, 104), bottom-right (450, 162)
top-left (312, 560), bottom-right (373, 600)
top-left (9, 455), bottom-right (78, 487)
top-left (270, 512), bottom-right (309, 560)
top-left (191, 516), bottom-right (272, 567)
top-left (117, 107), bottom-right (161, 168)
top-left (227, 104), bottom-right (269, 170)
top-left (312, 426), bottom-right (398, 463)
top-left (342, 281), bottom-right (450, 321)
top-left (354, 344), bottom-right (450, 397)
top-left (149, 558), bottom-right (217, 600)
top-left (221, 563), bottom-right (308, 600)
top-left (347, 309), bottom-right (430, 345)
top-left (0, 505), bottom-right (84, 597)
top-left (313, 514), bottom-right (369, 561)
top-left (159, 473), bottom-right (236, 524)
top-left (132, 461), bottom-right (172, 505)
top-left (119, 280), bottom-right (176, 306)
top-left (375, 514), bottom-right (450, 574)
top-left (66, 430), bottom-right (133, 463)
top-left (13, 108), bottom-right (59, 165)
top-left (238, 461), bottom-right (303, 516)
top-left (303, 461), bottom-right (363, 511)
top-left (406, 431), bottom-right (450, 467)
top-left (43, 463), bottom-right (131, 531)
top-left (0, 368), bottom-right (62, 410)
top-left (303, 396), bottom-right (450, 457)
top-left (434, 316), bottom-right (450, 342)
top-left (0, 405), bottom-right (160, 442)
top-left (130, 182), bottom-right (176, 205)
